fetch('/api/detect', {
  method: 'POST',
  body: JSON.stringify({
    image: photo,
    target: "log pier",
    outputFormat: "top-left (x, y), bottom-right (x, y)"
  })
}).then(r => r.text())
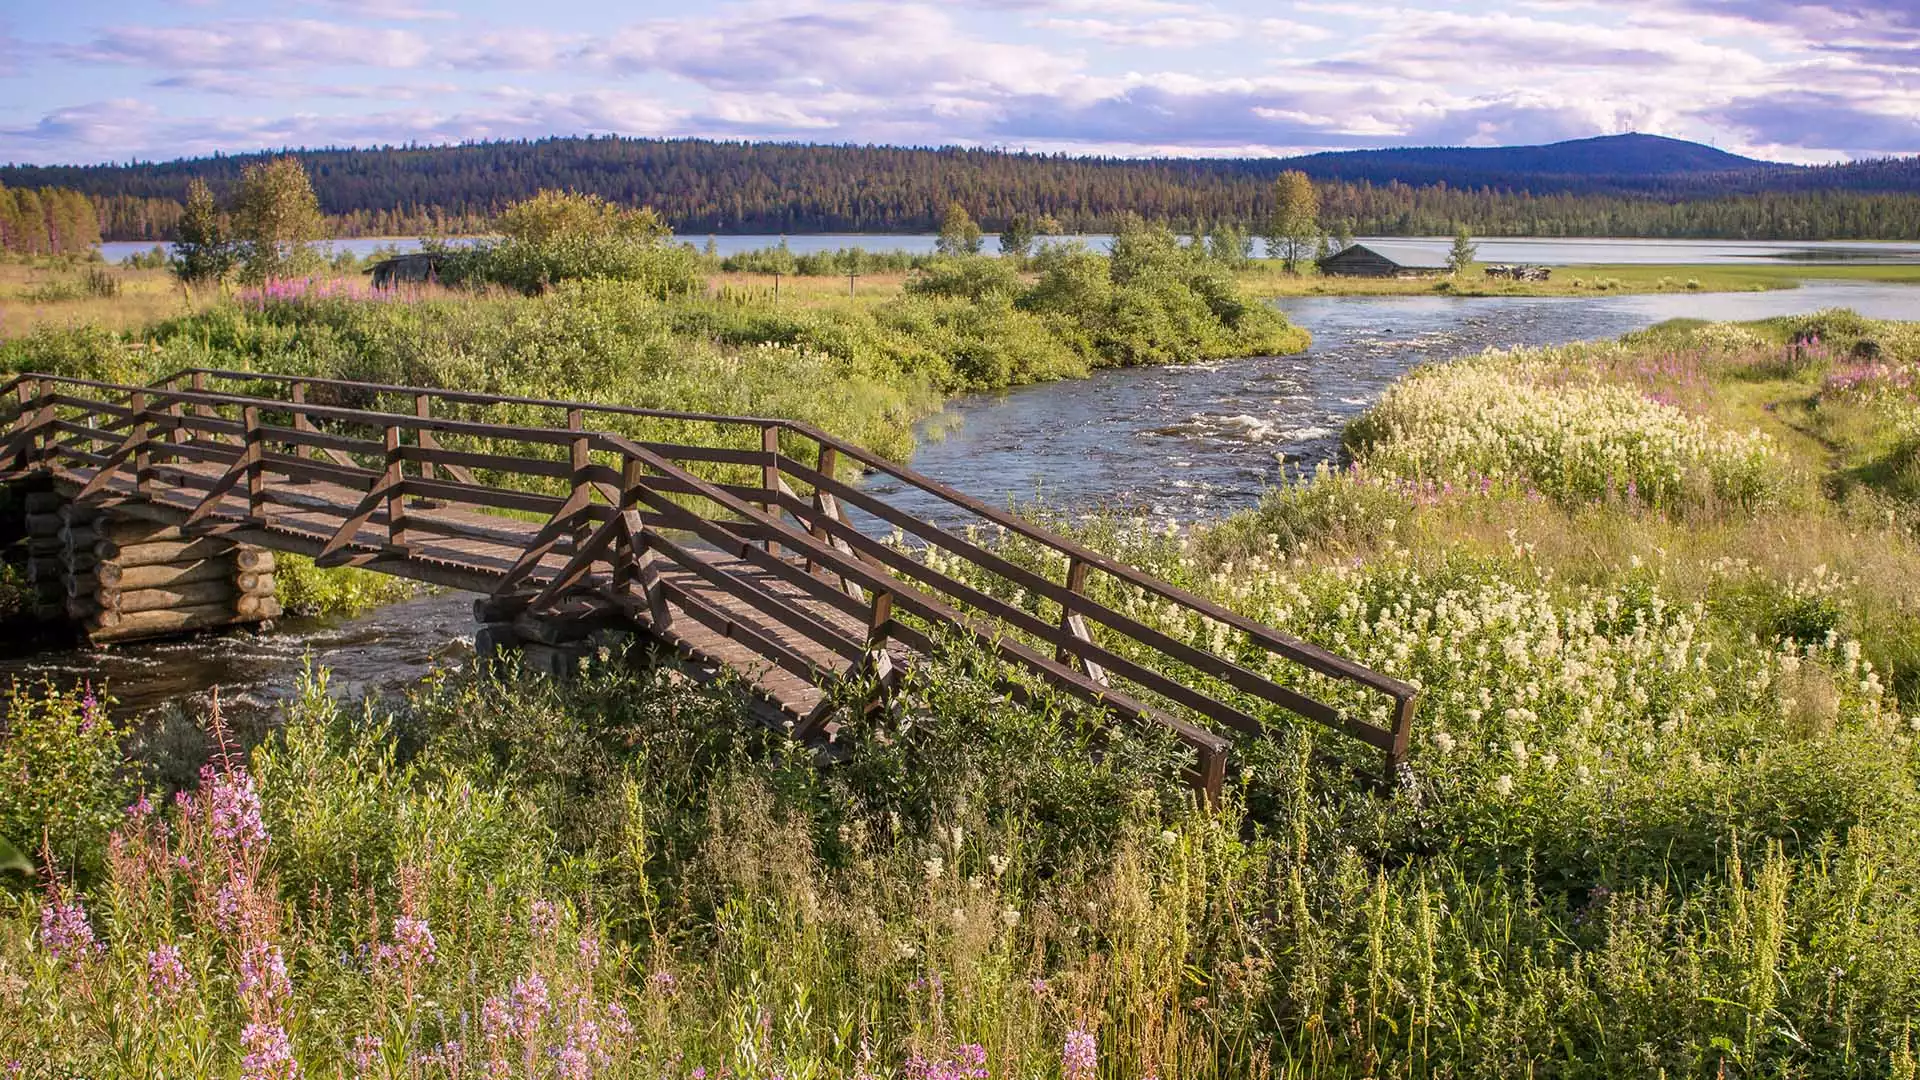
top-left (14, 490), bottom-right (280, 644)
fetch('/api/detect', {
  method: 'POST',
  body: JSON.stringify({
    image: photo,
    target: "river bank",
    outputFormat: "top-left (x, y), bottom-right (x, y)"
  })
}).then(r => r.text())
top-left (7, 306), bottom-right (1918, 1077)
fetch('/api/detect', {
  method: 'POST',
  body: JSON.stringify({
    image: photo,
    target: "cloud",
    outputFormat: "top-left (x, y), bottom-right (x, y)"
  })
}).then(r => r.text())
top-left (153, 72), bottom-right (461, 100)
top-left (1036, 16), bottom-right (1240, 47)
top-left (8, 0), bottom-right (1919, 164)
top-left (4, 100), bottom-right (167, 153)
top-left (582, 2), bottom-right (1080, 98)
top-left (65, 19), bottom-right (431, 69)
top-left (1709, 90), bottom-right (1920, 153)
top-left (304, 0), bottom-right (456, 20)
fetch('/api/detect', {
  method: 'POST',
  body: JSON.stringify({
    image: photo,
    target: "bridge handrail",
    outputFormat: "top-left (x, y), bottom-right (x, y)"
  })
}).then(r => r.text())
top-left (139, 368), bottom-right (1416, 703)
top-left (2, 368), bottom-right (1418, 770)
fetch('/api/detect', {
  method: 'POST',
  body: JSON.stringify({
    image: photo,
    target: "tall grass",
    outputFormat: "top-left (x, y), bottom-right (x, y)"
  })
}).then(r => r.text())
top-left (7, 314), bottom-right (1920, 1075)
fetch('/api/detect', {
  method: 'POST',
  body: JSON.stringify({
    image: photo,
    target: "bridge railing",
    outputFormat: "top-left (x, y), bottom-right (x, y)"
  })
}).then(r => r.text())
top-left (3, 368), bottom-right (1419, 787)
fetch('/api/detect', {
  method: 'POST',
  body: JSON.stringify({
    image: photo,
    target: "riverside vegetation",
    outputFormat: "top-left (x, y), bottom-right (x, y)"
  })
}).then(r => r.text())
top-left (5, 281), bottom-right (1920, 1075)
top-left (5, 177), bottom-right (1920, 1074)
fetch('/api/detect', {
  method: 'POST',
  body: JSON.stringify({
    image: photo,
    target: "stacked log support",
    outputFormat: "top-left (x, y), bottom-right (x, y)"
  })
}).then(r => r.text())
top-left (233, 546), bottom-right (281, 623)
top-left (21, 491), bottom-right (67, 620)
top-left (6, 487), bottom-right (286, 644)
top-left (473, 594), bottom-right (630, 677)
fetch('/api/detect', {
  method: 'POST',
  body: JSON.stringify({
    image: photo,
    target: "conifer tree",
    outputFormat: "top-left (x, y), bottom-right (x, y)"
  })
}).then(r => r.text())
top-left (170, 179), bottom-right (235, 287)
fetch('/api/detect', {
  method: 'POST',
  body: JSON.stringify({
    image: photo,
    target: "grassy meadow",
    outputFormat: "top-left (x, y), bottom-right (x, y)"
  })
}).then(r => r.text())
top-left (4, 226), bottom-right (1920, 1076)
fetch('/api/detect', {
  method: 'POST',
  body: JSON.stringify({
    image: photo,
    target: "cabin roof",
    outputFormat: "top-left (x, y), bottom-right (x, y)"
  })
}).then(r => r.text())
top-left (1321, 242), bottom-right (1447, 270)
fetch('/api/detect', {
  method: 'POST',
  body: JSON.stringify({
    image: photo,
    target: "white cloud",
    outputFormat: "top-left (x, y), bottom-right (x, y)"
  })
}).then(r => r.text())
top-left (66, 19), bottom-right (432, 69)
top-left (1036, 16), bottom-right (1241, 48)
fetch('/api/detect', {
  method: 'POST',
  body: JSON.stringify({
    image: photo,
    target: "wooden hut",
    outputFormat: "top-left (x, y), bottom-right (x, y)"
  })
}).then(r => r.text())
top-left (1316, 243), bottom-right (1448, 278)
top-left (368, 252), bottom-right (446, 288)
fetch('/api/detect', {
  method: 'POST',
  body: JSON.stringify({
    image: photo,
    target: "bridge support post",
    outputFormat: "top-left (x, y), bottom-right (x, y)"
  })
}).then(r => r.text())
top-left (4, 485), bottom-right (282, 645)
top-left (472, 594), bottom-right (632, 679)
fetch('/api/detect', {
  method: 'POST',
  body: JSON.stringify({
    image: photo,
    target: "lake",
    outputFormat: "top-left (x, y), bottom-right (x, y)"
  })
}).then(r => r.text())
top-left (97, 235), bottom-right (1920, 266)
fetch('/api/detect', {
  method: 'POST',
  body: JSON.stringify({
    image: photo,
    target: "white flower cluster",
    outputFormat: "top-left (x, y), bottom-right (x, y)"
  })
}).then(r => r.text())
top-left (1356, 352), bottom-right (1779, 510)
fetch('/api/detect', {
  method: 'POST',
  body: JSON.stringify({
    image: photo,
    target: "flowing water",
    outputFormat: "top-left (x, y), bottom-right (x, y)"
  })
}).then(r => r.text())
top-left (6, 280), bottom-right (1916, 722)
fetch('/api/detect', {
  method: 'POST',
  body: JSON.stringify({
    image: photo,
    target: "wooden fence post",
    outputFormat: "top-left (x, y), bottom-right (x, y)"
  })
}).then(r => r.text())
top-left (384, 423), bottom-right (407, 550)
top-left (1056, 557), bottom-right (1109, 686)
top-left (288, 381), bottom-right (312, 483)
top-left (243, 405), bottom-right (264, 520)
top-left (807, 441), bottom-right (838, 575)
top-left (415, 394), bottom-right (439, 484)
top-left (762, 424), bottom-right (782, 558)
top-left (11, 381), bottom-right (38, 469)
top-left (567, 407), bottom-right (590, 551)
top-left (130, 390), bottom-right (152, 495)
top-left (863, 588), bottom-right (896, 712)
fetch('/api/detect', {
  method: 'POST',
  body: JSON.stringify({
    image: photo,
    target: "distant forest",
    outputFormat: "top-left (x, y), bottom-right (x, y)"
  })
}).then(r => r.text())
top-left (5, 137), bottom-right (1918, 242)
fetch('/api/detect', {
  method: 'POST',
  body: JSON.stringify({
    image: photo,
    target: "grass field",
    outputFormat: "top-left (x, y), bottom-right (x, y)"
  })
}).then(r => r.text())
top-left (5, 297), bottom-right (1920, 1075)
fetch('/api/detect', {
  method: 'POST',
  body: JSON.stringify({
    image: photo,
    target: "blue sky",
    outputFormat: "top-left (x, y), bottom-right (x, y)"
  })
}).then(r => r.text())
top-left (2, 0), bottom-right (1916, 165)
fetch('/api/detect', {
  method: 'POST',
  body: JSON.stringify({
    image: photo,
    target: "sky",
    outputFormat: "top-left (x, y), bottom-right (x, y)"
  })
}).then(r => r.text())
top-left (1, 0), bottom-right (1916, 166)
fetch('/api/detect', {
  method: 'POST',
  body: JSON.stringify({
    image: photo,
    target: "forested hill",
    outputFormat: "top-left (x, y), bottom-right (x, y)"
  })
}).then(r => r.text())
top-left (7, 134), bottom-right (1918, 242)
top-left (1282, 133), bottom-right (1775, 190)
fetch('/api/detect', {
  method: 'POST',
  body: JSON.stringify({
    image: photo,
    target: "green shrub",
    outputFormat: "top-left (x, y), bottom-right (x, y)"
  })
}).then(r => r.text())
top-left (0, 682), bottom-right (128, 880)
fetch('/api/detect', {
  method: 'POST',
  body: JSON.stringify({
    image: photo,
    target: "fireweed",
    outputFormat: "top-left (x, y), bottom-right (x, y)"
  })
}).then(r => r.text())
top-left (4, 317), bottom-right (1920, 1077)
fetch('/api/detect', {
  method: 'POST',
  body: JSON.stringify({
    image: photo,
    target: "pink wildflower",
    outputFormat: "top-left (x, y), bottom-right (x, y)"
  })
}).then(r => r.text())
top-left (392, 914), bottom-right (436, 967)
top-left (146, 944), bottom-right (191, 998)
top-left (351, 1034), bottom-right (383, 1071)
top-left (207, 765), bottom-right (269, 852)
top-left (238, 941), bottom-right (292, 1004)
top-left (481, 995), bottom-right (512, 1044)
top-left (240, 1022), bottom-right (299, 1080)
top-left (38, 898), bottom-right (98, 962)
top-left (528, 898), bottom-right (561, 937)
top-left (511, 972), bottom-right (551, 1038)
top-left (552, 1015), bottom-right (603, 1079)
top-left (1062, 1028), bottom-right (1097, 1080)
top-left (603, 1001), bottom-right (633, 1041)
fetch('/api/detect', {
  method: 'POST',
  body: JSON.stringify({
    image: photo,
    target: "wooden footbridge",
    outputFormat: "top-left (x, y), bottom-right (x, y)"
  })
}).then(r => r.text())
top-left (1, 368), bottom-right (1418, 795)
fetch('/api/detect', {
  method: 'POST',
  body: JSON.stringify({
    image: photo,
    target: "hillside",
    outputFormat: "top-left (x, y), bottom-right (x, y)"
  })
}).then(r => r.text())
top-left (5, 134), bottom-right (1917, 242)
top-left (1278, 133), bottom-right (1779, 189)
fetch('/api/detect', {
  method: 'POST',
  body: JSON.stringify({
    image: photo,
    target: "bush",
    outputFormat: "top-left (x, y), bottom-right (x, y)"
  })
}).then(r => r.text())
top-left (0, 682), bottom-right (128, 880)
top-left (903, 255), bottom-right (1023, 303)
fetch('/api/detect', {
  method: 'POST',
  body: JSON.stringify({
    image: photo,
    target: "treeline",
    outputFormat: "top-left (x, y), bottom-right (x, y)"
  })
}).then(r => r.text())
top-left (7, 137), bottom-right (1917, 242)
top-left (0, 183), bottom-right (101, 255)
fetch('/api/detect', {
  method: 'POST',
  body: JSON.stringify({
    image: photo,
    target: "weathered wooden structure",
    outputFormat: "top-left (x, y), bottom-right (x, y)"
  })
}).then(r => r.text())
top-left (1317, 242), bottom-right (1448, 278)
top-left (367, 253), bottom-right (446, 289)
top-left (1484, 264), bottom-right (1552, 281)
top-left (12, 484), bottom-right (279, 643)
top-left (1, 368), bottom-right (1418, 796)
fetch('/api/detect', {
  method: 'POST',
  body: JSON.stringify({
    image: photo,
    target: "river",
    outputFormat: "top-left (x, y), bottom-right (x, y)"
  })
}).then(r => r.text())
top-left (5, 280), bottom-right (1916, 721)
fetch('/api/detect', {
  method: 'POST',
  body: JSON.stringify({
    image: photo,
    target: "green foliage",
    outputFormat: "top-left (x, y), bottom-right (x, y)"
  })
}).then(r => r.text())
top-left (901, 255), bottom-right (1023, 303)
top-left (1023, 222), bottom-right (1310, 367)
top-left (1448, 224), bottom-right (1479, 273)
top-left (935, 201), bottom-right (984, 256)
top-left (118, 245), bottom-right (169, 271)
top-left (1264, 169), bottom-right (1321, 272)
top-left (274, 553), bottom-right (421, 617)
top-left (444, 190), bottom-right (703, 297)
top-left (231, 157), bottom-right (325, 284)
top-left (169, 178), bottom-right (234, 286)
top-left (0, 183), bottom-right (99, 256)
top-left (0, 682), bottom-right (127, 880)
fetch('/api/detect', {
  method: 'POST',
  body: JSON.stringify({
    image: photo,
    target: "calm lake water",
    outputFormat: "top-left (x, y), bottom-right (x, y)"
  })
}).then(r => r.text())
top-left (7, 279), bottom-right (1918, 720)
top-left (98, 235), bottom-right (1920, 266)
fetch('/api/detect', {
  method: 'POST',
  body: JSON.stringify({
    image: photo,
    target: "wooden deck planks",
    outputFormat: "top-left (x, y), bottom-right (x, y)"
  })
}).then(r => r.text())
top-left (43, 457), bottom-right (883, 722)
